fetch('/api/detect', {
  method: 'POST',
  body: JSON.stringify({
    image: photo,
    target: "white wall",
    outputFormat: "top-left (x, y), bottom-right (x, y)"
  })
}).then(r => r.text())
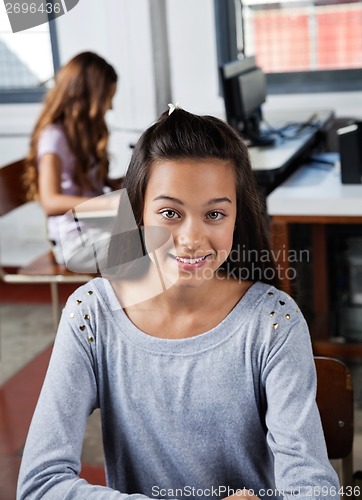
top-left (0, 103), bottom-right (42, 165)
top-left (166, 0), bottom-right (224, 116)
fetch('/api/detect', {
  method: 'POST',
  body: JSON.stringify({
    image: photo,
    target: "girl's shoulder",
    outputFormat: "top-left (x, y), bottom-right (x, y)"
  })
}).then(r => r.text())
top-left (64, 277), bottom-right (111, 313)
top-left (39, 123), bottom-right (65, 140)
top-left (230, 280), bottom-right (307, 346)
top-left (38, 124), bottom-right (67, 148)
top-left (37, 124), bottom-right (70, 160)
top-left (249, 281), bottom-right (304, 327)
top-left (60, 278), bottom-right (114, 342)
top-left (245, 281), bottom-right (309, 355)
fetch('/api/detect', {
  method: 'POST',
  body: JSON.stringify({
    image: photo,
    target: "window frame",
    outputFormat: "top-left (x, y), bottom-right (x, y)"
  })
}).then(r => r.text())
top-left (0, 17), bottom-right (60, 104)
top-left (267, 69), bottom-right (362, 94)
top-left (214, 0), bottom-right (362, 94)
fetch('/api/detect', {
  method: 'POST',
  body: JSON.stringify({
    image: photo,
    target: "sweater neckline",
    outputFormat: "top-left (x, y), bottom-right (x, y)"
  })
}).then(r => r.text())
top-left (96, 278), bottom-right (270, 355)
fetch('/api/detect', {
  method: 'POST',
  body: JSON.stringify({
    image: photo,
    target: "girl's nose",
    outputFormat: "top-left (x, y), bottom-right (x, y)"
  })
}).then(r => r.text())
top-left (177, 221), bottom-right (203, 250)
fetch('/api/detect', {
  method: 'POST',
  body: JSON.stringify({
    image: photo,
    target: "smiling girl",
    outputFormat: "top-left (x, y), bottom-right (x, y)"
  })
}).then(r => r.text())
top-left (17, 108), bottom-right (339, 499)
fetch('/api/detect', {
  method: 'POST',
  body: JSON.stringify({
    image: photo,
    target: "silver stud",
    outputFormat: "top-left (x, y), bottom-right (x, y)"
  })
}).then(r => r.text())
top-left (87, 290), bottom-right (93, 295)
top-left (76, 299), bottom-right (82, 305)
top-left (295, 308), bottom-right (299, 313)
top-left (83, 314), bottom-right (90, 321)
top-left (338, 420), bottom-right (345, 428)
top-left (69, 312), bottom-right (75, 318)
top-left (88, 336), bottom-right (94, 342)
top-left (270, 311), bottom-right (275, 317)
top-left (272, 323), bottom-right (279, 330)
top-left (285, 313), bottom-right (291, 320)
top-left (268, 292), bottom-right (274, 297)
top-left (79, 325), bottom-right (86, 331)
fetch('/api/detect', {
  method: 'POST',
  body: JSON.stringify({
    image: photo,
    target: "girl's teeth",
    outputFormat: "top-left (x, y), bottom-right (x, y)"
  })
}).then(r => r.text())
top-left (176, 256), bottom-right (204, 264)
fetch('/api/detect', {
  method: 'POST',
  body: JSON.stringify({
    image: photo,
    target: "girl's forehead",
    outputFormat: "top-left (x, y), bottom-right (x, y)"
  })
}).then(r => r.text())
top-left (145, 158), bottom-right (237, 200)
top-left (148, 158), bottom-right (236, 180)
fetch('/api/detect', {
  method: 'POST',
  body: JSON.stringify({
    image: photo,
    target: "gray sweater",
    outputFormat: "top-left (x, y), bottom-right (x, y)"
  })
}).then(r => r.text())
top-left (17, 278), bottom-right (339, 500)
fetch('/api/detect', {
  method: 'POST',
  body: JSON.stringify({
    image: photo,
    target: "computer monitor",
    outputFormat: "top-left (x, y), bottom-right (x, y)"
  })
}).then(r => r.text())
top-left (220, 56), bottom-right (274, 147)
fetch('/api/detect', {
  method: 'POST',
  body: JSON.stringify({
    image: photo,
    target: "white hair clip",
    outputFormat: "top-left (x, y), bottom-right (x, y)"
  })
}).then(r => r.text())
top-left (168, 102), bottom-right (181, 116)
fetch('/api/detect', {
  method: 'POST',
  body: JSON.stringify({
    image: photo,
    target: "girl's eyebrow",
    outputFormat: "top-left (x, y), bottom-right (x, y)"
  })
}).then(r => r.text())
top-left (153, 195), bottom-right (184, 204)
top-left (152, 195), bottom-right (232, 205)
top-left (207, 197), bottom-right (232, 206)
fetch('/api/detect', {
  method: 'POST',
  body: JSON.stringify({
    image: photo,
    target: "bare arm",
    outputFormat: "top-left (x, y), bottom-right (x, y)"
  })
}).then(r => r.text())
top-left (38, 153), bottom-right (119, 215)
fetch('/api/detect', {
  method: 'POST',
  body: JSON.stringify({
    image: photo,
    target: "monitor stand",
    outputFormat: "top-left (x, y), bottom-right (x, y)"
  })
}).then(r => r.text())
top-left (240, 111), bottom-right (276, 148)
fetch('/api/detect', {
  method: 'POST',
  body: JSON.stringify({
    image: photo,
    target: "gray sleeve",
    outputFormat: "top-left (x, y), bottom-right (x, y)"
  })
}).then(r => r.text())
top-left (262, 315), bottom-right (340, 500)
top-left (16, 295), bottom-right (150, 500)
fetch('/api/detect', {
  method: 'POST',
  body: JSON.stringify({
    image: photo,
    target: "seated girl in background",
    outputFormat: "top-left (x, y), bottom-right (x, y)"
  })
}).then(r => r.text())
top-left (18, 107), bottom-right (339, 499)
top-left (24, 51), bottom-right (122, 266)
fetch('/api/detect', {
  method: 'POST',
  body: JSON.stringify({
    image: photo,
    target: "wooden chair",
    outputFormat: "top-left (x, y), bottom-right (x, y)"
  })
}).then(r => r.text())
top-left (314, 356), bottom-right (354, 493)
top-left (0, 159), bottom-right (94, 329)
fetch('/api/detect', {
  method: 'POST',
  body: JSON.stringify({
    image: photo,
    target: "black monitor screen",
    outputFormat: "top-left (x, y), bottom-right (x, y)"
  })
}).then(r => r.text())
top-left (237, 68), bottom-right (266, 118)
top-left (221, 57), bottom-right (273, 146)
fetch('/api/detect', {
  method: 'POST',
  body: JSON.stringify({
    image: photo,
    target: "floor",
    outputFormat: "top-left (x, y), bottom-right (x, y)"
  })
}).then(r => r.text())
top-left (1, 284), bottom-right (362, 500)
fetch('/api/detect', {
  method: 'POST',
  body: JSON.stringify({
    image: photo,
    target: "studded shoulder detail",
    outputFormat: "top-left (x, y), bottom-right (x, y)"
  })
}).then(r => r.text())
top-left (67, 288), bottom-right (96, 344)
top-left (265, 289), bottom-right (300, 333)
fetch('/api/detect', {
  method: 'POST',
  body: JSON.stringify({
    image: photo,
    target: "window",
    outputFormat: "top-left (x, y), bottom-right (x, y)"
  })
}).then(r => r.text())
top-left (0, 3), bottom-right (59, 103)
top-left (215, 0), bottom-right (362, 93)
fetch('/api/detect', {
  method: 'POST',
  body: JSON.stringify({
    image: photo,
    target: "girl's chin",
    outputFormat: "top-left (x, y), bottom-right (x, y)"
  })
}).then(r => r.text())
top-left (158, 264), bottom-right (217, 288)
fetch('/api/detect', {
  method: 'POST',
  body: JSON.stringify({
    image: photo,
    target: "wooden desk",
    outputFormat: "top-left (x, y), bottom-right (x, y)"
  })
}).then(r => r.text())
top-left (266, 161), bottom-right (362, 357)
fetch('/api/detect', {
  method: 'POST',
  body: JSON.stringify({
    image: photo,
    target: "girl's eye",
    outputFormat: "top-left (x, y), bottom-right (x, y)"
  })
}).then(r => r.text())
top-left (207, 211), bottom-right (223, 220)
top-left (160, 209), bottom-right (179, 220)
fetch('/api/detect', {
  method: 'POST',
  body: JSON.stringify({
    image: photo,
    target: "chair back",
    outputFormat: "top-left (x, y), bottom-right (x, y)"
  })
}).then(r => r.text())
top-left (315, 356), bottom-right (354, 460)
top-left (0, 159), bottom-right (29, 216)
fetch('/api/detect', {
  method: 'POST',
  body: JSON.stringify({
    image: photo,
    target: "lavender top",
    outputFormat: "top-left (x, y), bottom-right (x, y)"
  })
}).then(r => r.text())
top-left (37, 124), bottom-right (103, 242)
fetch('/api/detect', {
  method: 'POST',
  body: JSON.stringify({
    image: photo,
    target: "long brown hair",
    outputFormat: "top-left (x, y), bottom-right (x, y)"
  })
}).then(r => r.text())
top-left (109, 108), bottom-right (279, 287)
top-left (25, 51), bottom-right (118, 199)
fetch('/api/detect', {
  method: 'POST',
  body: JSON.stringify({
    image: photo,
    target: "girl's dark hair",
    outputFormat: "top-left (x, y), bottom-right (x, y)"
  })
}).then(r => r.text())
top-left (109, 108), bottom-right (279, 286)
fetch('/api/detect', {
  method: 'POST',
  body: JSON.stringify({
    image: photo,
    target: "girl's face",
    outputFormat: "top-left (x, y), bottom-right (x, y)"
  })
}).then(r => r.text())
top-left (143, 158), bottom-right (237, 289)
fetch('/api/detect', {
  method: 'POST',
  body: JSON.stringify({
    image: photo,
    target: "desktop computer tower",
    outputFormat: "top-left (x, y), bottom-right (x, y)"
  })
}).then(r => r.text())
top-left (337, 121), bottom-right (362, 184)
